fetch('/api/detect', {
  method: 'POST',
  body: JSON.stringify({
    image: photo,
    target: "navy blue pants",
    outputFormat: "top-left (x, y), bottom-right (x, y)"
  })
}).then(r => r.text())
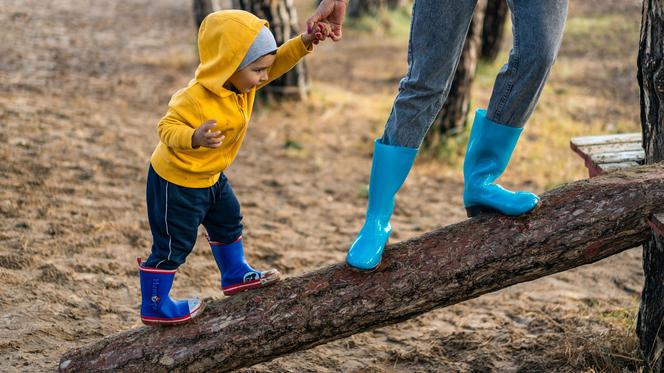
top-left (144, 165), bottom-right (243, 270)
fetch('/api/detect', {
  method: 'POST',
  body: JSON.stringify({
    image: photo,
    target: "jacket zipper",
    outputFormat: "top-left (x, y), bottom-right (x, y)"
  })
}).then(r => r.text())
top-left (230, 94), bottom-right (247, 144)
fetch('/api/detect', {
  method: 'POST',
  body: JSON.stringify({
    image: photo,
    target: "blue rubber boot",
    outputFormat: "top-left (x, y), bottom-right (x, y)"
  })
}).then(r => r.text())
top-left (138, 259), bottom-right (204, 326)
top-left (346, 139), bottom-right (418, 271)
top-left (463, 109), bottom-right (540, 217)
top-left (209, 237), bottom-right (281, 296)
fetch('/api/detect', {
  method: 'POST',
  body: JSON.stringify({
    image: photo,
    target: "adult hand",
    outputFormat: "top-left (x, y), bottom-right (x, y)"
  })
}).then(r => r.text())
top-left (306, 0), bottom-right (348, 41)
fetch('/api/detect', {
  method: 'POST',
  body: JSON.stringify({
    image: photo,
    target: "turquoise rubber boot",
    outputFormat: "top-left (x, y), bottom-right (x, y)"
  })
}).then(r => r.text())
top-left (463, 109), bottom-right (540, 217)
top-left (346, 139), bottom-right (418, 270)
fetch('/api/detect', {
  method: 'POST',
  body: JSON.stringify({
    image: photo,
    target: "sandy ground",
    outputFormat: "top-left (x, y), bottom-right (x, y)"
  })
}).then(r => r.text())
top-left (0, 0), bottom-right (646, 371)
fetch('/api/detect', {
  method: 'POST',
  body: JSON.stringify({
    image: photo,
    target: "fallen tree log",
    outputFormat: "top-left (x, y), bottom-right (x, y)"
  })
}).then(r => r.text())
top-left (59, 163), bottom-right (664, 372)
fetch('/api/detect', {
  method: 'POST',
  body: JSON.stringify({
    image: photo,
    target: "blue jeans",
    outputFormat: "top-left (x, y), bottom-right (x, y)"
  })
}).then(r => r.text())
top-left (144, 166), bottom-right (243, 270)
top-left (381, 0), bottom-right (568, 148)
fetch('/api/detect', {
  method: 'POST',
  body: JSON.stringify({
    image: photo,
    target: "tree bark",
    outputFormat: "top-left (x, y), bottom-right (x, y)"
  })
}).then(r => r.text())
top-left (347, 0), bottom-right (408, 18)
top-left (59, 164), bottom-right (664, 372)
top-left (192, 0), bottom-right (309, 100)
top-left (480, 0), bottom-right (508, 62)
top-left (424, 0), bottom-right (486, 147)
top-left (636, 1), bottom-right (664, 371)
top-left (193, 0), bottom-right (240, 28)
top-left (387, 0), bottom-right (408, 8)
top-left (348, 0), bottom-right (387, 18)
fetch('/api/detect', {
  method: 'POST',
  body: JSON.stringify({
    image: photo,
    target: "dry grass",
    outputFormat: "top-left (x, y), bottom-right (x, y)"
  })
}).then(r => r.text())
top-left (558, 302), bottom-right (643, 373)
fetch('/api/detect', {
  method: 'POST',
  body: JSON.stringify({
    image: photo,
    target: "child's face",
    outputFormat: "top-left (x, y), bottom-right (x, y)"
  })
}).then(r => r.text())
top-left (226, 53), bottom-right (276, 93)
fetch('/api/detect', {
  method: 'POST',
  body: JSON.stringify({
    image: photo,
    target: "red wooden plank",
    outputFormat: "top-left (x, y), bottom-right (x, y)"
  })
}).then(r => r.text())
top-left (648, 213), bottom-right (664, 237)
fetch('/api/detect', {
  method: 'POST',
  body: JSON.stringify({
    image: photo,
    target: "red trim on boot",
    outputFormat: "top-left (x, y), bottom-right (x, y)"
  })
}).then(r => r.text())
top-left (138, 266), bottom-right (177, 274)
top-left (221, 269), bottom-right (280, 296)
top-left (140, 302), bottom-right (204, 326)
top-left (222, 279), bottom-right (262, 295)
top-left (136, 257), bottom-right (177, 274)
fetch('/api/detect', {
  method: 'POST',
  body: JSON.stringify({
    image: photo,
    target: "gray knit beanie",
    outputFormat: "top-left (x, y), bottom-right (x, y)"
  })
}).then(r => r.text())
top-left (238, 26), bottom-right (277, 71)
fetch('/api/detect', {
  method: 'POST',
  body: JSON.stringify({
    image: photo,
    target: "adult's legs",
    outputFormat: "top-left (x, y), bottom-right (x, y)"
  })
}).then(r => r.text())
top-left (381, 0), bottom-right (479, 148)
top-left (347, 0), bottom-right (477, 270)
top-left (463, 0), bottom-right (568, 217)
top-left (486, 0), bottom-right (569, 127)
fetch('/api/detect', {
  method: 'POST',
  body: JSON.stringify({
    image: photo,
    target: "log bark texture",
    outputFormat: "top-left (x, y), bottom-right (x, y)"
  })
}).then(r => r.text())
top-left (60, 164), bottom-right (664, 372)
top-left (636, 0), bottom-right (664, 371)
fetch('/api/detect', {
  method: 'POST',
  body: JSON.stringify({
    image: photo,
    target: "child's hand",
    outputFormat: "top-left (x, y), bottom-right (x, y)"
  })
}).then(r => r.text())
top-left (302, 21), bottom-right (331, 47)
top-left (313, 21), bottom-right (331, 45)
top-left (192, 120), bottom-right (224, 149)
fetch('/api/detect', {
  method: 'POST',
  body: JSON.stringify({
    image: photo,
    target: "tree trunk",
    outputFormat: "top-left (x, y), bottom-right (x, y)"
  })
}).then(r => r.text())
top-left (387, 0), bottom-right (408, 8)
top-left (347, 0), bottom-right (408, 18)
top-left (348, 0), bottom-right (387, 18)
top-left (193, 0), bottom-right (238, 28)
top-left (192, 0), bottom-right (309, 100)
top-left (424, 0), bottom-right (486, 148)
top-left (636, 1), bottom-right (664, 371)
top-left (59, 164), bottom-right (664, 372)
top-left (480, 0), bottom-right (508, 62)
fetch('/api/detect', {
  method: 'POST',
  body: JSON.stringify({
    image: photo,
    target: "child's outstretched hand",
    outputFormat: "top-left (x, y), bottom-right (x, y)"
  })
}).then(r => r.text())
top-left (302, 21), bottom-right (331, 47)
top-left (192, 119), bottom-right (225, 149)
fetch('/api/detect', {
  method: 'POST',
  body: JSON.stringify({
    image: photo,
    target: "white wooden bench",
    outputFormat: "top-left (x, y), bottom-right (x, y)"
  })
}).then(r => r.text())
top-left (570, 133), bottom-right (644, 177)
top-left (571, 133), bottom-right (663, 238)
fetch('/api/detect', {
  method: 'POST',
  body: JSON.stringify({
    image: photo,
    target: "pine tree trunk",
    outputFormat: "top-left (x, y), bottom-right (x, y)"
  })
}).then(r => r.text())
top-left (387, 0), bottom-right (408, 8)
top-left (347, 0), bottom-right (407, 18)
top-left (192, 0), bottom-right (309, 100)
top-left (193, 0), bottom-right (237, 28)
top-left (348, 0), bottom-right (388, 18)
top-left (424, 0), bottom-right (486, 148)
top-left (636, 1), bottom-right (664, 371)
top-left (480, 0), bottom-right (508, 62)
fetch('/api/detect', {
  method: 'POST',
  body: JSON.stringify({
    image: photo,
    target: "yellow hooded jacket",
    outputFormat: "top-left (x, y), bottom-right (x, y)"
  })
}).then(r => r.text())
top-left (150, 10), bottom-right (312, 188)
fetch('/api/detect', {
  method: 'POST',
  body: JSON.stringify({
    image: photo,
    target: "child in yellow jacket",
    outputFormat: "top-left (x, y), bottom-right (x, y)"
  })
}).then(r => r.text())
top-left (138, 10), bottom-right (329, 326)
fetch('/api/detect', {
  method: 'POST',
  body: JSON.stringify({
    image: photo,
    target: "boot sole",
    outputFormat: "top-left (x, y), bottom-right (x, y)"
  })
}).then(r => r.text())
top-left (348, 261), bottom-right (382, 272)
top-left (141, 302), bottom-right (205, 326)
top-left (465, 202), bottom-right (540, 218)
top-left (346, 237), bottom-right (388, 272)
top-left (222, 270), bottom-right (281, 296)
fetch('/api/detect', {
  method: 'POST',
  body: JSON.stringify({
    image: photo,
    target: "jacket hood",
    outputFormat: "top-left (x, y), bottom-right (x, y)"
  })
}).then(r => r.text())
top-left (194, 10), bottom-right (267, 97)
